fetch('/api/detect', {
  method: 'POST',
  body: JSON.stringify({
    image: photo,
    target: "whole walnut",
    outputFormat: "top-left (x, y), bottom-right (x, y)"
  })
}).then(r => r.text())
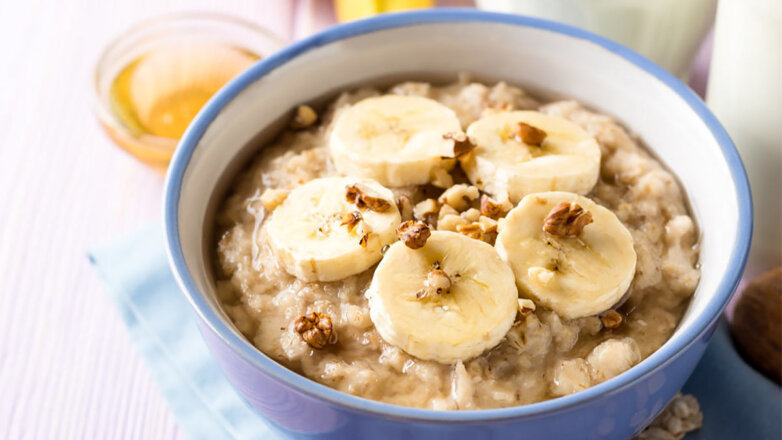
top-left (731, 267), bottom-right (781, 384)
top-left (295, 312), bottom-right (336, 349)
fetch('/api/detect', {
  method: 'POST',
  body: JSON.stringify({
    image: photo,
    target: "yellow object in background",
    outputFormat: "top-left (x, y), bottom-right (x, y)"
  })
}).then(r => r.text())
top-left (335, 0), bottom-right (435, 22)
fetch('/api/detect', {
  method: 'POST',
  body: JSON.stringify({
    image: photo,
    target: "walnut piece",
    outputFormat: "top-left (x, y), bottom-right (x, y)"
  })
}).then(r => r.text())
top-left (294, 312), bottom-right (335, 349)
top-left (413, 198), bottom-right (439, 224)
top-left (516, 121), bottom-right (547, 146)
top-left (396, 220), bottom-right (431, 249)
top-left (345, 184), bottom-right (391, 212)
top-left (461, 208), bottom-right (481, 222)
top-left (439, 209), bottom-right (498, 244)
top-left (438, 184), bottom-right (480, 211)
top-left (438, 204), bottom-right (459, 221)
top-left (290, 105), bottom-right (318, 129)
top-left (480, 194), bottom-right (505, 220)
top-left (437, 214), bottom-right (469, 232)
top-left (359, 233), bottom-right (369, 248)
top-left (456, 223), bottom-right (483, 240)
top-left (397, 195), bottom-right (414, 221)
top-left (340, 211), bottom-right (362, 233)
top-left (543, 202), bottom-right (594, 237)
top-left (417, 267), bottom-right (452, 299)
top-left (478, 215), bottom-right (498, 234)
top-left (517, 298), bottom-right (536, 316)
top-left (443, 131), bottom-right (476, 157)
top-left (601, 309), bottom-right (623, 329)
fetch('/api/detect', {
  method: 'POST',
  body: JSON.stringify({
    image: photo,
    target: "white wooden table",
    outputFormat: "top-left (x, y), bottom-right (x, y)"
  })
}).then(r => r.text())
top-left (0, 1), bottom-right (709, 438)
top-left (0, 1), bottom-right (338, 438)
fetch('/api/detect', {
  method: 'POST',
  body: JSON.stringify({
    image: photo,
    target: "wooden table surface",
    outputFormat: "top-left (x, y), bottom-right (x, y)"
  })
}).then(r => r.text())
top-left (0, 1), bottom-right (709, 439)
top-left (0, 1), bottom-right (338, 438)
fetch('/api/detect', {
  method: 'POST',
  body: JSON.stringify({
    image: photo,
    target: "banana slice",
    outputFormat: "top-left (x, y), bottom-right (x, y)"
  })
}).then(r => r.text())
top-left (367, 231), bottom-right (518, 363)
top-left (495, 192), bottom-right (636, 319)
top-left (329, 95), bottom-right (464, 187)
top-left (461, 111), bottom-right (601, 203)
top-left (266, 177), bottom-right (401, 282)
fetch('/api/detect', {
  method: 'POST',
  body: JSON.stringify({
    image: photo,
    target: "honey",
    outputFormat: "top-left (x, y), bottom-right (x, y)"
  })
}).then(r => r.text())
top-left (101, 42), bottom-right (259, 170)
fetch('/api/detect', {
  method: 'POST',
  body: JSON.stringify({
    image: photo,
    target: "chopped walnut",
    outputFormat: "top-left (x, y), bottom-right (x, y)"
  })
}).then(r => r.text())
top-left (397, 195), bottom-right (414, 221)
top-left (290, 105), bottom-right (318, 129)
top-left (461, 208), bottom-right (481, 222)
top-left (438, 204), bottom-right (459, 221)
top-left (517, 298), bottom-right (536, 316)
top-left (345, 185), bottom-right (361, 205)
top-left (543, 202), bottom-right (594, 237)
top-left (294, 312), bottom-right (335, 349)
top-left (479, 222), bottom-right (499, 245)
top-left (456, 223), bottom-right (483, 240)
top-left (417, 266), bottom-right (452, 299)
top-left (516, 121), bottom-right (547, 146)
top-left (363, 195), bottom-right (391, 212)
top-left (345, 184), bottom-right (392, 212)
top-left (438, 184), bottom-right (480, 211)
top-left (478, 215), bottom-right (498, 234)
top-left (340, 211), bottom-right (362, 233)
top-left (260, 188), bottom-right (289, 211)
top-left (601, 310), bottom-right (623, 329)
top-left (438, 214), bottom-right (469, 232)
top-left (413, 198), bottom-right (439, 224)
top-left (443, 131), bottom-right (476, 157)
top-left (359, 233), bottom-right (369, 248)
top-left (480, 194), bottom-right (506, 220)
top-left (396, 220), bottom-right (431, 249)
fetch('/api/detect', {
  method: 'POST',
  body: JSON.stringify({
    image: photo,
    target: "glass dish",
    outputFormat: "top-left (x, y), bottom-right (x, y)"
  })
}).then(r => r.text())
top-left (93, 12), bottom-right (286, 171)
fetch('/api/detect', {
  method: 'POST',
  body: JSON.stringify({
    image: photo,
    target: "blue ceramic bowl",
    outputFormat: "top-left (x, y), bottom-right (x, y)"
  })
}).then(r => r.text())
top-left (163, 9), bottom-right (752, 440)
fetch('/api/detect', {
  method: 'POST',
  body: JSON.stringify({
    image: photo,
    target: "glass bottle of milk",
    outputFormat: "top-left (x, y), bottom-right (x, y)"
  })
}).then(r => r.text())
top-left (475, 0), bottom-right (717, 79)
top-left (707, 0), bottom-right (782, 278)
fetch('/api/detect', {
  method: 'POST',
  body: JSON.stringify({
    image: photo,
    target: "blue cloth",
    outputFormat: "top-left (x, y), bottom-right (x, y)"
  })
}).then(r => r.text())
top-left (89, 225), bottom-right (781, 440)
top-left (89, 225), bottom-right (281, 440)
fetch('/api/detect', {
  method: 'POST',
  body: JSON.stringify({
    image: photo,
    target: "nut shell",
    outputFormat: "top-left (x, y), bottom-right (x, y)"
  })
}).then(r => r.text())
top-left (731, 267), bottom-right (781, 384)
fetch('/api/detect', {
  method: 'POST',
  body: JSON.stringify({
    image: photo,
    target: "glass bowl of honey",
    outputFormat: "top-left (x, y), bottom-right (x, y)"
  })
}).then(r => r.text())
top-left (93, 12), bottom-right (285, 171)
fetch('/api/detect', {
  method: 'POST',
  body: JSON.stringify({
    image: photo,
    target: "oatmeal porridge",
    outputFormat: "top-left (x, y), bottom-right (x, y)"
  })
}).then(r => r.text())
top-left (213, 77), bottom-right (700, 410)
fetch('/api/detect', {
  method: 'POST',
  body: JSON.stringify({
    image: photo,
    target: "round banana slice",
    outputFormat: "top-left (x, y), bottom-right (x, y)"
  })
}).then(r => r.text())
top-left (461, 111), bottom-right (601, 203)
top-left (495, 191), bottom-right (636, 319)
top-left (367, 231), bottom-right (518, 363)
top-left (329, 95), bottom-right (464, 187)
top-left (266, 177), bottom-right (401, 282)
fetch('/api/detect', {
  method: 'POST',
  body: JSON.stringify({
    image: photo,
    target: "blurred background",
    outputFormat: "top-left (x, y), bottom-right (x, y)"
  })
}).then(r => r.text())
top-left (0, 1), bottom-right (778, 439)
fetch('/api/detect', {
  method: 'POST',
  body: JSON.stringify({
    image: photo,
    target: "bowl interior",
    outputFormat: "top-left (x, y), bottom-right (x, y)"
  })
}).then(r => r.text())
top-left (166, 13), bottom-right (749, 417)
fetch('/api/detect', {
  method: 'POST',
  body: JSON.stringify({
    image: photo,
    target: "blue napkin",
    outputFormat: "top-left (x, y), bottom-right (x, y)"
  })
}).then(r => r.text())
top-left (89, 225), bottom-right (781, 440)
top-left (89, 225), bottom-right (283, 440)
